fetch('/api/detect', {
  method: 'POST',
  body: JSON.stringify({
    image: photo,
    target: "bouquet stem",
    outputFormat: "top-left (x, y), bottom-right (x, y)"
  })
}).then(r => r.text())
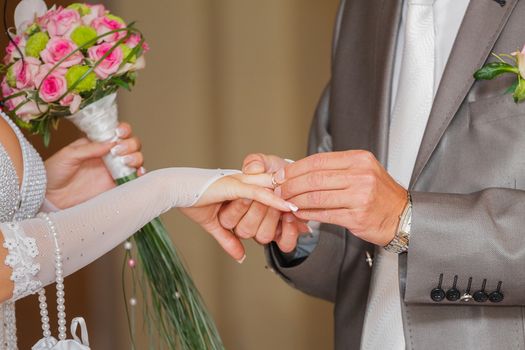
top-left (66, 94), bottom-right (225, 349)
top-left (117, 173), bottom-right (225, 350)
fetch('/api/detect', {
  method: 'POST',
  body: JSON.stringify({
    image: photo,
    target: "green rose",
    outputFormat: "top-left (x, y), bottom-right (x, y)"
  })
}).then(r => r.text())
top-left (25, 32), bottom-right (49, 58)
top-left (66, 65), bottom-right (98, 93)
top-left (67, 3), bottom-right (91, 16)
top-left (6, 65), bottom-right (16, 88)
top-left (70, 26), bottom-right (98, 48)
top-left (120, 44), bottom-right (137, 63)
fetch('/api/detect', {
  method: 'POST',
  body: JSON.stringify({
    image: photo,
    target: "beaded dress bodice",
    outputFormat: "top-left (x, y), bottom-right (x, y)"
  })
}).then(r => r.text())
top-left (0, 110), bottom-right (47, 349)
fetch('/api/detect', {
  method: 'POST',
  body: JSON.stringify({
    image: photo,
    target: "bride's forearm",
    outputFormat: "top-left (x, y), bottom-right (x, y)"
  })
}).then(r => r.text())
top-left (0, 168), bottom-right (235, 302)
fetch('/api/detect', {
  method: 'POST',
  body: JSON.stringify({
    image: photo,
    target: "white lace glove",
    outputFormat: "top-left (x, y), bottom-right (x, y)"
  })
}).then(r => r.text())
top-left (1, 168), bottom-right (292, 301)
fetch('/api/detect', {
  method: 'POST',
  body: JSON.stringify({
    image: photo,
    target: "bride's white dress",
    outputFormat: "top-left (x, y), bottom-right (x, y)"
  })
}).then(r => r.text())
top-left (0, 110), bottom-right (236, 349)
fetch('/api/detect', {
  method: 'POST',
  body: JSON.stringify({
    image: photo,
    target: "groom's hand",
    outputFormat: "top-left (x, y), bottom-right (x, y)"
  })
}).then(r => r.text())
top-left (218, 154), bottom-right (308, 253)
top-left (276, 150), bottom-right (408, 246)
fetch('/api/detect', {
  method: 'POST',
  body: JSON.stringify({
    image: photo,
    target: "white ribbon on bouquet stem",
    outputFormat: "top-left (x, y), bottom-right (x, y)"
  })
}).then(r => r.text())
top-left (67, 93), bottom-right (136, 179)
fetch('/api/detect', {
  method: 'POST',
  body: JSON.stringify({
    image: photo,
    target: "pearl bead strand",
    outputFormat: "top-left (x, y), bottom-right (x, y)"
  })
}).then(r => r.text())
top-left (40, 213), bottom-right (67, 341)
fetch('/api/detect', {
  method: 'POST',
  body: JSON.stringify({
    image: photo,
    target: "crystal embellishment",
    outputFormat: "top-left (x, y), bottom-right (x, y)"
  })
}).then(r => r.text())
top-left (0, 109), bottom-right (47, 349)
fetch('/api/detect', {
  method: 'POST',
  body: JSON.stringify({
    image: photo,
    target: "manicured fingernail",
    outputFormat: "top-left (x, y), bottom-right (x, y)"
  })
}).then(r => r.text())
top-left (286, 202), bottom-right (298, 212)
top-left (115, 127), bottom-right (126, 138)
top-left (139, 166), bottom-right (146, 175)
top-left (237, 255), bottom-right (246, 264)
top-left (284, 159), bottom-right (295, 164)
top-left (307, 225), bottom-right (313, 233)
top-left (274, 186), bottom-right (282, 197)
top-left (120, 155), bottom-right (134, 165)
top-left (244, 161), bottom-right (264, 173)
top-left (110, 144), bottom-right (127, 156)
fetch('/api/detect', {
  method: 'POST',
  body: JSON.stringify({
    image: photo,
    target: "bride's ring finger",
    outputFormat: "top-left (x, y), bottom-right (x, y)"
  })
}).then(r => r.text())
top-left (271, 173), bottom-right (279, 189)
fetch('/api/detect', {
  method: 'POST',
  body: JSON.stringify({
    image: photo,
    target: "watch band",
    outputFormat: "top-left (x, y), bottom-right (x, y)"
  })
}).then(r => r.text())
top-left (384, 193), bottom-right (412, 254)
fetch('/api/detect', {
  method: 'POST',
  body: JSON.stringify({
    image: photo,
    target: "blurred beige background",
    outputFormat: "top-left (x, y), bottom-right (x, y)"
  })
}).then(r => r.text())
top-left (4, 0), bottom-right (341, 348)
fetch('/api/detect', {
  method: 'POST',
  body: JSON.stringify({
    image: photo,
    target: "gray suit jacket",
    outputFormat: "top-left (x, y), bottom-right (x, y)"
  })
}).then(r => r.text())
top-left (266, 0), bottom-right (525, 349)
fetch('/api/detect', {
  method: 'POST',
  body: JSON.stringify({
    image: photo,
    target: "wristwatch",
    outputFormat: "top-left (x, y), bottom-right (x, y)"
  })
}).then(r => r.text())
top-left (384, 193), bottom-right (412, 254)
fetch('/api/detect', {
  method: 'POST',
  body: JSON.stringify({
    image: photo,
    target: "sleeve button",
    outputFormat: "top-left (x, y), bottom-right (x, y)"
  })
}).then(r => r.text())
top-left (489, 291), bottom-right (504, 303)
top-left (446, 288), bottom-right (461, 301)
top-left (489, 281), bottom-right (504, 303)
top-left (431, 288), bottom-right (445, 302)
top-left (473, 290), bottom-right (489, 302)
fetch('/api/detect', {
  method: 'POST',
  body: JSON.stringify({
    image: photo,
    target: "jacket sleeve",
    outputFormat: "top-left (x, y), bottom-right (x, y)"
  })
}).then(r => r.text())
top-left (404, 188), bottom-right (525, 305)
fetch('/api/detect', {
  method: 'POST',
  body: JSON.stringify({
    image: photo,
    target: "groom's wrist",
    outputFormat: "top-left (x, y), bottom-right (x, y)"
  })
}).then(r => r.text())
top-left (384, 193), bottom-right (412, 254)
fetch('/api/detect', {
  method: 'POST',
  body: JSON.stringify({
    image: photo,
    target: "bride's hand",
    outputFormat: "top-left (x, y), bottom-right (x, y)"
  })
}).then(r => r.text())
top-left (195, 173), bottom-right (296, 210)
top-left (182, 173), bottom-right (296, 262)
top-left (45, 123), bottom-right (144, 209)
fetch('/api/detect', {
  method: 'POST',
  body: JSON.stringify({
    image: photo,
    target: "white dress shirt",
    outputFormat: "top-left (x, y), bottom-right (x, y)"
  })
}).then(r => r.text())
top-left (360, 1), bottom-right (470, 349)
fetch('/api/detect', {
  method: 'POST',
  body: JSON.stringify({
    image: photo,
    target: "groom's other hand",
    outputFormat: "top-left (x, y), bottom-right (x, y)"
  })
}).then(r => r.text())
top-left (277, 150), bottom-right (408, 246)
top-left (218, 153), bottom-right (308, 253)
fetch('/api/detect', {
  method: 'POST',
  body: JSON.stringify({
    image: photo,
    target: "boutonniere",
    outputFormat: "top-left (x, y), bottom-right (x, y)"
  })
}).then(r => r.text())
top-left (474, 45), bottom-right (525, 103)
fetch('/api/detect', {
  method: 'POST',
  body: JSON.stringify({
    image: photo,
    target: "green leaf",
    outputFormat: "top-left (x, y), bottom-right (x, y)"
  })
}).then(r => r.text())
top-left (112, 76), bottom-right (131, 91)
top-left (513, 78), bottom-right (525, 103)
top-left (473, 62), bottom-right (519, 80)
top-left (505, 79), bottom-right (519, 94)
top-left (43, 127), bottom-right (51, 147)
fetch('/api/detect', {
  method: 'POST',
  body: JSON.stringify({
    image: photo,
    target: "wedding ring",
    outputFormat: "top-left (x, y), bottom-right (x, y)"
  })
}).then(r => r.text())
top-left (271, 173), bottom-right (279, 189)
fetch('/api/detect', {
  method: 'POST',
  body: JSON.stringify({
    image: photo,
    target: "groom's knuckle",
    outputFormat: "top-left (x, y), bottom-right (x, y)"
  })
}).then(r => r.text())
top-left (307, 172), bottom-right (324, 188)
top-left (311, 154), bottom-right (327, 170)
top-left (307, 191), bottom-right (323, 206)
top-left (355, 150), bottom-right (374, 164)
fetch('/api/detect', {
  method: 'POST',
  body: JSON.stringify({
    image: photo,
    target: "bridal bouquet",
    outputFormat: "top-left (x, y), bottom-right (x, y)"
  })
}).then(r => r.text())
top-left (0, 1), bottom-right (224, 349)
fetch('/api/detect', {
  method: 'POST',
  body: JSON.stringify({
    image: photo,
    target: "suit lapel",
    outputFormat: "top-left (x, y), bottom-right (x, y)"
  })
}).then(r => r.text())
top-left (410, 0), bottom-right (519, 187)
top-left (330, 0), bottom-right (402, 164)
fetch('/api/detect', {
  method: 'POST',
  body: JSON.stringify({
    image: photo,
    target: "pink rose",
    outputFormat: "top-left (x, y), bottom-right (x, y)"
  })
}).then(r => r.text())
top-left (41, 37), bottom-right (83, 68)
top-left (34, 64), bottom-right (67, 88)
top-left (0, 79), bottom-right (46, 121)
top-left (117, 55), bottom-right (146, 75)
top-left (37, 8), bottom-right (57, 30)
top-left (125, 34), bottom-right (141, 48)
top-left (38, 72), bottom-right (68, 103)
top-left (142, 41), bottom-right (150, 53)
top-left (16, 100), bottom-right (49, 122)
top-left (4, 36), bottom-right (26, 64)
top-left (12, 57), bottom-right (41, 89)
top-left (1, 78), bottom-right (13, 98)
top-left (82, 4), bottom-right (107, 25)
top-left (125, 34), bottom-right (149, 53)
top-left (88, 43), bottom-right (123, 79)
top-left (1, 78), bottom-right (17, 110)
top-left (47, 7), bottom-right (81, 37)
top-left (60, 93), bottom-right (82, 114)
top-left (92, 16), bottom-right (126, 43)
